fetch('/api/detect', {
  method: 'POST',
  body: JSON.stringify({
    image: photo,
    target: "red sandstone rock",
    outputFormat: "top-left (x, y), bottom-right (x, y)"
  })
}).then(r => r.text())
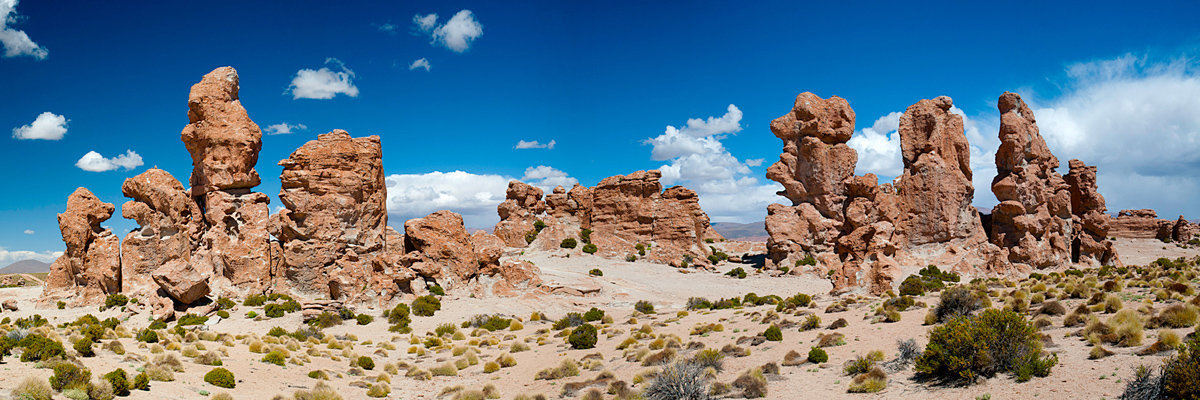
top-left (42, 188), bottom-right (122, 305)
top-left (120, 168), bottom-right (194, 297)
top-left (181, 67), bottom-right (262, 195)
top-left (988, 92), bottom-right (1073, 269)
top-left (404, 210), bottom-right (484, 288)
top-left (152, 260), bottom-right (210, 304)
top-left (1065, 159), bottom-right (1121, 266)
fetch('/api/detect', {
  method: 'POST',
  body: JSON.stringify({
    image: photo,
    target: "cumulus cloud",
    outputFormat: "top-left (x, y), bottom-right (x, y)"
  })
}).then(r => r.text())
top-left (75, 150), bottom-right (143, 172)
top-left (412, 13), bottom-right (438, 32)
top-left (408, 58), bottom-right (431, 71)
top-left (1027, 54), bottom-right (1200, 217)
top-left (23, 229), bottom-right (33, 235)
top-left (514, 139), bottom-right (555, 149)
top-left (521, 165), bottom-right (577, 192)
top-left (646, 104), bottom-right (783, 222)
top-left (0, 0), bottom-right (47, 59)
top-left (288, 58), bottom-right (359, 100)
top-left (846, 111), bottom-right (903, 177)
top-left (264, 122), bottom-right (307, 135)
top-left (425, 10), bottom-right (482, 52)
top-left (0, 247), bottom-right (61, 266)
top-left (385, 166), bottom-right (576, 229)
top-left (375, 22), bottom-right (397, 34)
top-left (11, 111), bottom-right (66, 140)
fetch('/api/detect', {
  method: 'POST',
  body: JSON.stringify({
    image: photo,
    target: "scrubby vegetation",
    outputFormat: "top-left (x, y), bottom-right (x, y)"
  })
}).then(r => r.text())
top-left (915, 309), bottom-right (1055, 383)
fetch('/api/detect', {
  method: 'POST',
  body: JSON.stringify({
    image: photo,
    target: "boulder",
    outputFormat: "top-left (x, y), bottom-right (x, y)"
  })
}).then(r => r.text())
top-left (404, 211), bottom-right (482, 287)
top-left (152, 260), bottom-right (210, 304)
top-left (42, 188), bottom-right (122, 305)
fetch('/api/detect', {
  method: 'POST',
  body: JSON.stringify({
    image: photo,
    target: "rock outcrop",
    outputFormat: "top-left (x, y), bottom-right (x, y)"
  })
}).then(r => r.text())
top-left (1110, 209), bottom-right (1197, 242)
top-left (988, 93), bottom-right (1074, 269)
top-left (181, 67), bottom-right (274, 297)
top-left (493, 171), bottom-right (720, 264)
top-left (43, 188), bottom-right (122, 305)
top-left (765, 93), bottom-right (1005, 294)
top-left (269, 130), bottom-right (401, 301)
top-left (1064, 159), bottom-right (1121, 266)
top-left (119, 168), bottom-right (194, 297)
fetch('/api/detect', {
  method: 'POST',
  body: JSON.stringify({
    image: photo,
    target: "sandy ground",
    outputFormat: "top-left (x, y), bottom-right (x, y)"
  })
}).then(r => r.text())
top-left (0, 238), bottom-right (1192, 399)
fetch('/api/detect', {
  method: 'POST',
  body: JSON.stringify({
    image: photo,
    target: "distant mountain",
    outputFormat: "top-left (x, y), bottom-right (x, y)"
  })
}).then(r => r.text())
top-left (0, 259), bottom-right (51, 274)
top-left (712, 221), bottom-right (767, 241)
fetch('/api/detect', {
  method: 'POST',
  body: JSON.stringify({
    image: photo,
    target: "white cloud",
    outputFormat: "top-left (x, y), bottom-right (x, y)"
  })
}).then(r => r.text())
top-left (846, 111), bottom-right (903, 178)
top-left (0, 247), bottom-right (61, 266)
top-left (514, 139), bottom-right (555, 149)
top-left (412, 13), bottom-right (438, 32)
top-left (521, 165), bottom-right (577, 192)
top-left (430, 10), bottom-right (482, 52)
top-left (12, 111), bottom-right (66, 140)
top-left (646, 104), bottom-right (783, 222)
top-left (386, 167), bottom-right (577, 229)
top-left (76, 150), bottom-right (143, 172)
top-left (23, 229), bottom-right (33, 235)
top-left (408, 58), bottom-right (431, 71)
top-left (288, 58), bottom-right (359, 100)
top-left (264, 122), bottom-right (307, 135)
top-left (0, 0), bottom-right (47, 59)
top-left (1026, 54), bottom-right (1200, 217)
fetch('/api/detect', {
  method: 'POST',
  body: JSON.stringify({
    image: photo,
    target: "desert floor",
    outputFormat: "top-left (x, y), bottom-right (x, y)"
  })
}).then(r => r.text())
top-left (0, 237), bottom-right (1195, 400)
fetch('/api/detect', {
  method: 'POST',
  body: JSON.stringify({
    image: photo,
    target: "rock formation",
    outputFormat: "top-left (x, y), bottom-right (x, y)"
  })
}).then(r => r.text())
top-left (119, 168), bottom-right (194, 298)
top-left (1110, 209), bottom-right (1198, 242)
top-left (765, 93), bottom-right (1005, 294)
top-left (1064, 159), bottom-right (1121, 266)
top-left (988, 92), bottom-right (1074, 268)
top-left (493, 170), bottom-right (721, 264)
top-left (269, 130), bottom-right (402, 301)
top-left (42, 188), bottom-right (122, 305)
top-left (181, 67), bottom-right (262, 195)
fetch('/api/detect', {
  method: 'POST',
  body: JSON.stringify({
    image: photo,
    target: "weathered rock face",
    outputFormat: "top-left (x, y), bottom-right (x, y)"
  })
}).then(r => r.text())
top-left (895, 96), bottom-right (987, 246)
top-left (1109, 209), bottom-right (1197, 242)
top-left (269, 130), bottom-right (404, 301)
top-left (403, 211), bottom-right (486, 288)
top-left (1064, 159), bottom-right (1121, 266)
top-left (120, 168), bottom-right (194, 297)
top-left (492, 170), bottom-right (718, 264)
top-left (765, 93), bottom-right (1009, 294)
top-left (181, 66), bottom-right (262, 195)
top-left (43, 188), bottom-right (122, 305)
top-left (988, 93), bottom-right (1073, 269)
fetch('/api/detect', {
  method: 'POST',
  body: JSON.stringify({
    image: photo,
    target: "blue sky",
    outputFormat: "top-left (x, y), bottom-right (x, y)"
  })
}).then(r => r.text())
top-left (2, 0), bottom-right (1200, 265)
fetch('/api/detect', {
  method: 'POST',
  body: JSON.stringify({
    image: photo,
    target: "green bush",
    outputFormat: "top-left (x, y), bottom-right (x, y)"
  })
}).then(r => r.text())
top-left (583, 307), bottom-right (605, 322)
top-left (357, 356), bottom-right (375, 370)
top-left (726, 267), bottom-right (747, 279)
top-left (553, 313), bottom-right (585, 330)
top-left (412, 295), bottom-right (441, 317)
top-left (204, 368), bottom-right (236, 388)
top-left (50, 363), bottom-right (91, 391)
top-left (102, 368), bottom-right (130, 396)
top-left (267, 326), bottom-right (288, 337)
top-left (561, 238), bottom-right (578, 249)
top-left (534, 220), bottom-right (547, 232)
top-left (262, 350), bottom-right (286, 366)
top-left (356, 314), bottom-right (374, 325)
top-left (477, 315), bottom-right (512, 331)
top-left (131, 373), bottom-right (149, 391)
top-left (582, 244), bottom-right (598, 254)
top-left (216, 310), bottom-right (230, 319)
top-left (763, 325), bottom-right (782, 341)
top-left (525, 231), bottom-right (538, 244)
top-left (568, 324), bottom-right (598, 349)
top-left (589, 268), bottom-right (604, 276)
top-left (148, 320), bottom-right (167, 329)
top-left (387, 303), bottom-right (411, 325)
top-left (1163, 335), bottom-right (1200, 398)
top-left (428, 285), bottom-right (445, 296)
top-left (796, 254), bottom-right (817, 266)
top-left (914, 309), bottom-right (1054, 383)
top-left (263, 303), bottom-right (286, 318)
top-left (580, 229), bottom-right (593, 244)
top-left (18, 334), bottom-right (65, 362)
top-left (635, 300), bottom-right (655, 314)
top-left (136, 328), bottom-right (158, 344)
top-left (216, 297), bottom-right (235, 310)
top-left (808, 347), bottom-right (828, 363)
top-left (74, 336), bottom-right (95, 357)
top-left (102, 294), bottom-right (128, 311)
top-left (307, 311), bottom-right (341, 329)
top-left (900, 275), bottom-right (926, 296)
top-left (176, 313), bottom-right (209, 326)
